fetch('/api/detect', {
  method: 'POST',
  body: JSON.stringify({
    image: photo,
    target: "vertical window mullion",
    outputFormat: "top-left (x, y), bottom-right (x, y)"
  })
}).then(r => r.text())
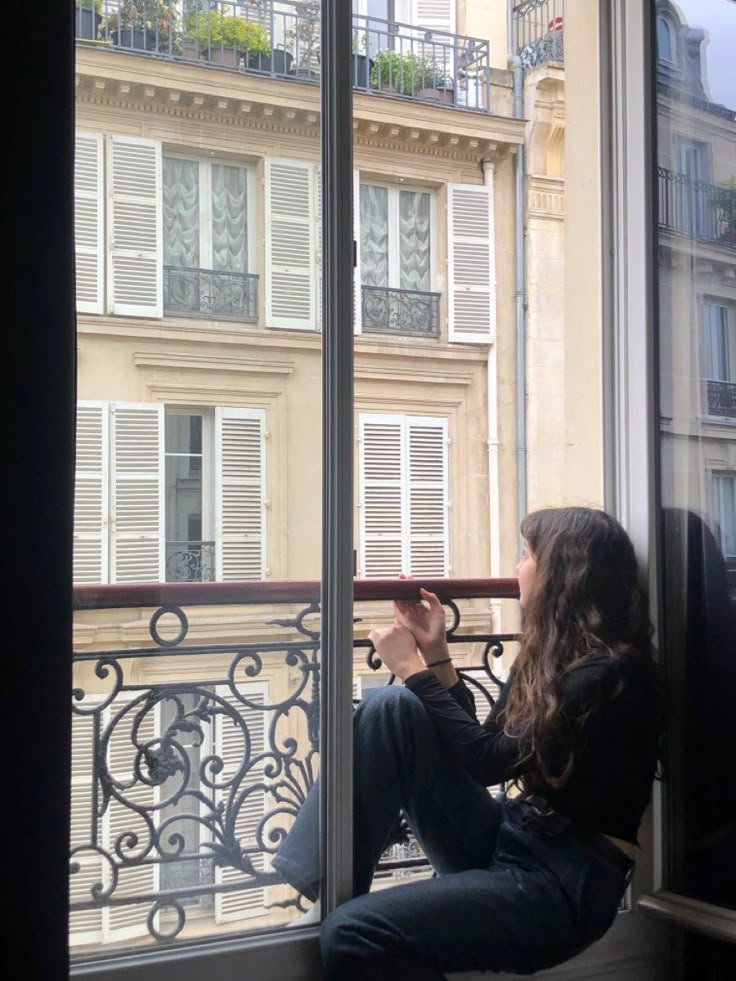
top-left (388, 186), bottom-right (400, 288)
top-left (200, 160), bottom-right (213, 270)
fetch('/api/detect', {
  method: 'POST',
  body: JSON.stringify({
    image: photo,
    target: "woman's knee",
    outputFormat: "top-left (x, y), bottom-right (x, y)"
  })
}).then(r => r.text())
top-left (320, 901), bottom-right (391, 978)
top-left (355, 682), bottom-right (422, 720)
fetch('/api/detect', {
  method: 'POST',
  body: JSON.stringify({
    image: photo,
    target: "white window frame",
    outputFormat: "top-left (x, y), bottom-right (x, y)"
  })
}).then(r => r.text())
top-left (702, 300), bottom-right (735, 383)
top-left (712, 472), bottom-right (736, 560)
top-left (162, 153), bottom-right (256, 277)
top-left (358, 179), bottom-right (437, 294)
top-left (163, 407), bottom-right (215, 570)
top-left (656, 14), bottom-right (677, 66)
top-left (674, 136), bottom-right (712, 184)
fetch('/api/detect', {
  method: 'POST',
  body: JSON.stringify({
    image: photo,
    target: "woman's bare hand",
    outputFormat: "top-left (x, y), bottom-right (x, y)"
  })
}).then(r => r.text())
top-left (368, 623), bottom-right (425, 681)
top-left (393, 585), bottom-right (449, 665)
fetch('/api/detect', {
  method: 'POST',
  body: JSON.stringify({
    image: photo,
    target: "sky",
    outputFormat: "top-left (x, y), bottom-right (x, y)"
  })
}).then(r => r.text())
top-left (671, 0), bottom-right (736, 108)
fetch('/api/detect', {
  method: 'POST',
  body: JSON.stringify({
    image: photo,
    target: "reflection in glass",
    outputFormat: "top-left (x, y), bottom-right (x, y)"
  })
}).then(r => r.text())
top-left (655, 0), bottom-right (736, 911)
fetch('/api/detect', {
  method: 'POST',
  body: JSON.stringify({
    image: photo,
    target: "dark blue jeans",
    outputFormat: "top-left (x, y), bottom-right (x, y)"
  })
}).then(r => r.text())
top-left (273, 685), bottom-right (633, 979)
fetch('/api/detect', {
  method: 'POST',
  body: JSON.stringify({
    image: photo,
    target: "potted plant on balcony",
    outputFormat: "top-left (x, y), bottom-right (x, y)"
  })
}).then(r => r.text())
top-left (75, 0), bottom-right (103, 41)
top-left (185, 10), bottom-right (271, 68)
top-left (370, 49), bottom-right (434, 97)
top-left (716, 176), bottom-right (736, 244)
top-left (351, 32), bottom-right (373, 89)
top-left (108, 0), bottom-right (176, 53)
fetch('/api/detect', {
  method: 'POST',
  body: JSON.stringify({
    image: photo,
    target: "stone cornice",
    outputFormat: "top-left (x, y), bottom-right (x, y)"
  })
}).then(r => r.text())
top-left (132, 351), bottom-right (294, 374)
top-left (75, 47), bottom-right (525, 161)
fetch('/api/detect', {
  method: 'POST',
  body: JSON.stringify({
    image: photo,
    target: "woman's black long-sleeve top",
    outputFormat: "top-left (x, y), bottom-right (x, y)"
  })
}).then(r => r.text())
top-left (404, 652), bottom-right (660, 844)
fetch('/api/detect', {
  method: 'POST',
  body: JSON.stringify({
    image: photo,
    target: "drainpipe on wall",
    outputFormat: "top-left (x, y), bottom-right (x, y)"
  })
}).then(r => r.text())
top-left (508, 0), bottom-right (527, 554)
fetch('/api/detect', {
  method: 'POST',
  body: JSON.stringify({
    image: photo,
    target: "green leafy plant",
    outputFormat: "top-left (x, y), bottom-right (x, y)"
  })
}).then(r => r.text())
top-left (108, 0), bottom-right (176, 41)
top-left (75, 0), bottom-right (103, 13)
top-left (370, 49), bottom-right (437, 96)
top-left (185, 11), bottom-right (271, 57)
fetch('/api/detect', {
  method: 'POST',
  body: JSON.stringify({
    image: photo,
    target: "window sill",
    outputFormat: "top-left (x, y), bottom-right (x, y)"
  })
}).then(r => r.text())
top-left (71, 927), bottom-right (321, 981)
top-left (699, 414), bottom-right (736, 427)
top-left (638, 890), bottom-right (736, 943)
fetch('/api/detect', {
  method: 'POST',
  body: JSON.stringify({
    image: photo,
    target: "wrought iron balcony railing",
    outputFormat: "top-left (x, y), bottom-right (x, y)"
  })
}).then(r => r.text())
top-left (705, 380), bottom-right (736, 419)
top-left (163, 266), bottom-right (259, 321)
top-left (75, 1), bottom-right (493, 114)
top-left (658, 168), bottom-right (736, 249)
top-left (71, 577), bottom-right (518, 947)
top-left (513, 0), bottom-right (565, 69)
top-left (362, 285), bottom-right (441, 337)
top-left (165, 541), bottom-right (216, 581)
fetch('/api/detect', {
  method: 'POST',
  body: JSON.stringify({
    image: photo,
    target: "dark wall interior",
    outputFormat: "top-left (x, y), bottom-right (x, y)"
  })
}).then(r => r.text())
top-left (7, 2), bottom-right (75, 978)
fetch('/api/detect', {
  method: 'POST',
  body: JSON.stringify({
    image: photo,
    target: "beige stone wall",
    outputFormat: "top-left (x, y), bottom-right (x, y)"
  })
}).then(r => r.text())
top-left (559, 0), bottom-right (603, 508)
top-left (461, 0), bottom-right (510, 70)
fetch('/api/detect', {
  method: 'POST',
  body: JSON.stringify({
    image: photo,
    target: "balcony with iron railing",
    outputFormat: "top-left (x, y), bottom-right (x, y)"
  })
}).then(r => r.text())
top-left (513, 0), bottom-right (564, 69)
top-left (163, 267), bottom-right (259, 321)
top-left (704, 379), bottom-right (736, 420)
top-left (658, 168), bottom-right (736, 249)
top-left (361, 285), bottom-right (441, 337)
top-left (75, 1), bottom-right (493, 114)
top-left (70, 577), bottom-right (518, 951)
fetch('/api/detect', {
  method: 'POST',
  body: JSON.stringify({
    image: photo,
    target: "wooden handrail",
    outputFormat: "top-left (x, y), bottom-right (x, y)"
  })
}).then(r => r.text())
top-left (74, 577), bottom-right (520, 610)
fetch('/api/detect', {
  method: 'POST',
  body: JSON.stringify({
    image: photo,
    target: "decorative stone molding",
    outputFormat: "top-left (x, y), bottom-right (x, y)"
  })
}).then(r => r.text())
top-left (75, 48), bottom-right (524, 163)
top-left (528, 175), bottom-right (565, 220)
top-left (132, 351), bottom-right (294, 375)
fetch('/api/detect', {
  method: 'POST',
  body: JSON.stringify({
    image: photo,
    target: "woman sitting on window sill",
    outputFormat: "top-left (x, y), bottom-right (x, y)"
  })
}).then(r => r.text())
top-left (273, 507), bottom-right (665, 980)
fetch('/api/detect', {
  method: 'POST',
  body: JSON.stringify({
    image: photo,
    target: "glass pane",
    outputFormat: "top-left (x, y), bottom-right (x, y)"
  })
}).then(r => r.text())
top-left (163, 157), bottom-right (200, 268)
top-left (398, 189), bottom-right (430, 292)
top-left (360, 183), bottom-right (389, 287)
top-left (165, 413), bottom-right (202, 456)
top-left (655, 0), bottom-right (736, 911)
top-left (71, 0), bottom-right (324, 953)
top-left (211, 164), bottom-right (247, 273)
top-left (165, 456), bottom-right (203, 541)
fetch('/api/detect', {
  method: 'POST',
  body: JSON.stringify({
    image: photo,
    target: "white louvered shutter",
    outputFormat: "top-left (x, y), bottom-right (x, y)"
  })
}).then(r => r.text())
top-left (110, 403), bottom-right (164, 583)
top-left (447, 182), bottom-right (495, 344)
top-left (315, 164), bottom-right (323, 332)
top-left (74, 401), bottom-right (109, 584)
top-left (215, 408), bottom-right (266, 581)
top-left (265, 159), bottom-right (317, 330)
top-left (359, 415), bottom-right (404, 578)
top-left (214, 685), bottom-right (269, 923)
top-left (74, 132), bottom-right (104, 314)
top-left (411, 0), bottom-right (456, 34)
top-left (103, 695), bottom-right (158, 940)
top-left (107, 135), bottom-right (162, 318)
top-left (407, 418), bottom-right (449, 576)
top-left (69, 704), bottom-right (105, 946)
top-left (354, 169), bottom-right (362, 335)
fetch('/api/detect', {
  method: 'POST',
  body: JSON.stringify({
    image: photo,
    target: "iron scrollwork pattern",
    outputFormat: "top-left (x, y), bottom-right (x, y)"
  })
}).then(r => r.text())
top-left (163, 266), bottom-right (259, 321)
top-left (71, 597), bottom-right (513, 943)
top-left (513, 0), bottom-right (565, 69)
top-left (165, 541), bottom-right (216, 583)
top-left (362, 285), bottom-right (441, 337)
top-left (706, 380), bottom-right (736, 419)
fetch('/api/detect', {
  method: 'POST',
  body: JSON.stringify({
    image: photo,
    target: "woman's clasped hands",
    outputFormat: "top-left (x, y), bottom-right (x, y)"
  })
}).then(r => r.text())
top-left (368, 578), bottom-right (451, 682)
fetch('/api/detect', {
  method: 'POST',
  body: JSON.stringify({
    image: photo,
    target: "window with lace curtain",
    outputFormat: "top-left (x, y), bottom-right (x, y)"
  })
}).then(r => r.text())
top-left (162, 155), bottom-right (256, 321)
top-left (359, 181), bottom-right (439, 336)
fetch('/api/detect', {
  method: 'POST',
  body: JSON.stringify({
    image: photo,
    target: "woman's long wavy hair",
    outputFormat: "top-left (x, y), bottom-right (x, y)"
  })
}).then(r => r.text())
top-left (502, 506), bottom-right (658, 792)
